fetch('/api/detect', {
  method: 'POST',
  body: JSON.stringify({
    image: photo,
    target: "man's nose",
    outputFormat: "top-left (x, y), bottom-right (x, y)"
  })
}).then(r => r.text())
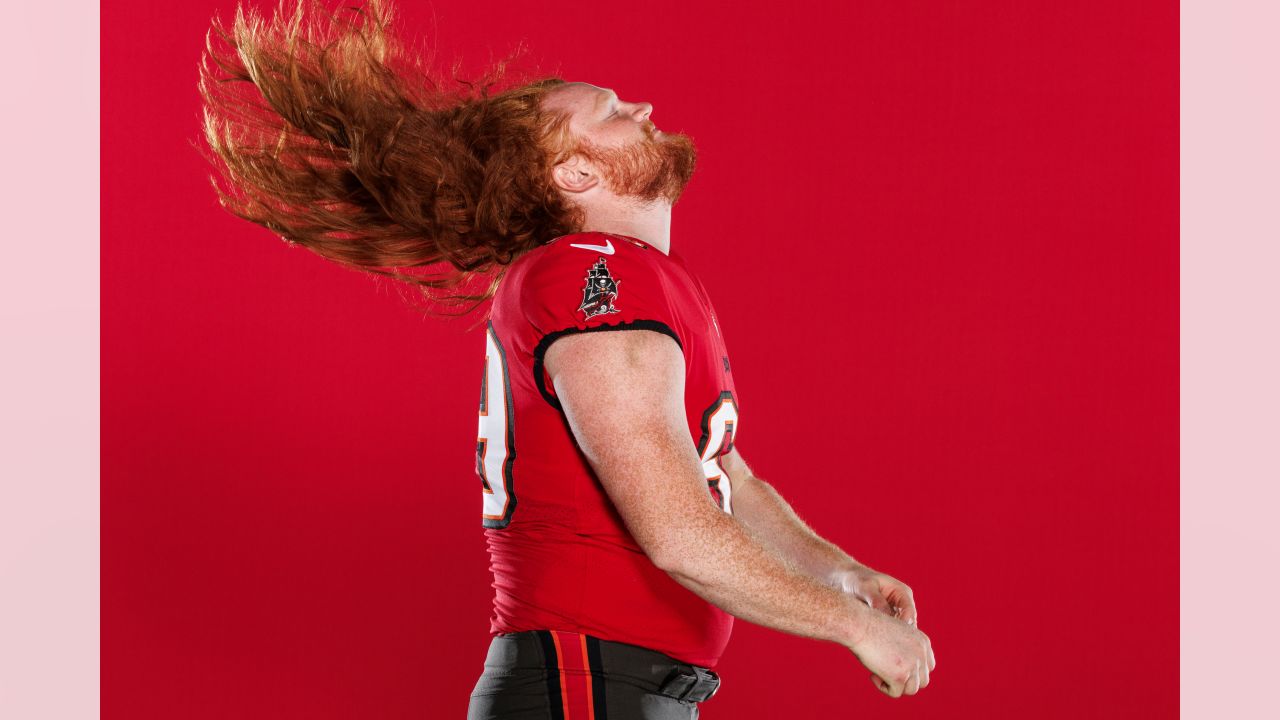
top-left (630, 101), bottom-right (653, 121)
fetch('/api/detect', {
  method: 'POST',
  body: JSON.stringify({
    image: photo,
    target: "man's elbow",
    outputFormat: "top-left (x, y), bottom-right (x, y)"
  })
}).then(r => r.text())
top-left (643, 535), bottom-right (691, 576)
top-left (639, 508), bottom-right (726, 579)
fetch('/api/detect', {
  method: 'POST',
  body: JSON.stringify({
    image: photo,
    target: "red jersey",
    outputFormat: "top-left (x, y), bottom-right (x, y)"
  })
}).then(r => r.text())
top-left (474, 231), bottom-right (741, 668)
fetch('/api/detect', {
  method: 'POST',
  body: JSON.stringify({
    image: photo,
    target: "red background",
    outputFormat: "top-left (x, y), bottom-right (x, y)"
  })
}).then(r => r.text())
top-left (103, 1), bottom-right (1177, 717)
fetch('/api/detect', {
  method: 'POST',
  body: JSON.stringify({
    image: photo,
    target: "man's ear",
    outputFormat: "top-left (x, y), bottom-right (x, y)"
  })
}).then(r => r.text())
top-left (551, 155), bottom-right (600, 194)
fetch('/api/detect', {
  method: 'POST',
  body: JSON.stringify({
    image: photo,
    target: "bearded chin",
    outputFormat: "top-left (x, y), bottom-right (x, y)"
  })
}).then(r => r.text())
top-left (579, 134), bottom-right (698, 205)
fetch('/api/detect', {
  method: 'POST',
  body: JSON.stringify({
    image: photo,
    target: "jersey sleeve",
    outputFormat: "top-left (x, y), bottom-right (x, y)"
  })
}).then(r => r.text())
top-left (521, 238), bottom-right (685, 406)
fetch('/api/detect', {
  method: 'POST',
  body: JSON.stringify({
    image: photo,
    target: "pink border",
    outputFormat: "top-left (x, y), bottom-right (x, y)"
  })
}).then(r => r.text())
top-left (1180, 0), bottom-right (1280, 716)
top-left (0, 1), bottom-right (101, 717)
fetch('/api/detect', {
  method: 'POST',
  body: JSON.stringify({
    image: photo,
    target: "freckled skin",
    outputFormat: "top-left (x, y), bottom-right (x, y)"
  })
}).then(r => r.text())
top-left (545, 328), bottom-right (937, 698)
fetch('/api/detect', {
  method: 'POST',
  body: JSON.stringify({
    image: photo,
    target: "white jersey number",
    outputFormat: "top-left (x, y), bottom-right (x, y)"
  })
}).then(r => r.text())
top-left (477, 323), bottom-right (516, 528)
top-left (696, 392), bottom-right (739, 514)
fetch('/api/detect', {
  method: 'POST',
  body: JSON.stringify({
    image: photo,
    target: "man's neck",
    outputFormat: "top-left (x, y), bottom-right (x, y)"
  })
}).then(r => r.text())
top-left (578, 197), bottom-right (673, 255)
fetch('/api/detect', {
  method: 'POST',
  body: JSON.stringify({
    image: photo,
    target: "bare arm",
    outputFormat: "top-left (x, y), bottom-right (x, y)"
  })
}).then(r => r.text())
top-left (545, 329), bottom-right (934, 697)
top-left (723, 450), bottom-right (920, 625)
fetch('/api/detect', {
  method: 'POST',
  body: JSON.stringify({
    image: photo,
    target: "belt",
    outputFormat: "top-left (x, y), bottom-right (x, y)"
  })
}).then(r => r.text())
top-left (657, 664), bottom-right (721, 703)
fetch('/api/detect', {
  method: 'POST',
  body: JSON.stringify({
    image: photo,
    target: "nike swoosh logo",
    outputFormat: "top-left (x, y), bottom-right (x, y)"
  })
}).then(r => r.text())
top-left (568, 238), bottom-right (615, 255)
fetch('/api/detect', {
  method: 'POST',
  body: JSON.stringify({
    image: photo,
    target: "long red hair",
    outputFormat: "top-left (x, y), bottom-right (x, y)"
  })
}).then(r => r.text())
top-left (198, 0), bottom-right (582, 315)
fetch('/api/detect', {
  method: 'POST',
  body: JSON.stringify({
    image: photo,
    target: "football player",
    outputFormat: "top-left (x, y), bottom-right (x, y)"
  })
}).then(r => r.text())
top-left (199, 2), bottom-right (934, 717)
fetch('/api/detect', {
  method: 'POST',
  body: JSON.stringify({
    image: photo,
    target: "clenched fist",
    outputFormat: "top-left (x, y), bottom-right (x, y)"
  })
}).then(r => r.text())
top-left (847, 604), bottom-right (936, 698)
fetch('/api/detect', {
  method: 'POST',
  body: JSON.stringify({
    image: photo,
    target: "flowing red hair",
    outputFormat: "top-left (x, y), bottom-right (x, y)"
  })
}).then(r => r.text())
top-left (198, 0), bottom-right (582, 316)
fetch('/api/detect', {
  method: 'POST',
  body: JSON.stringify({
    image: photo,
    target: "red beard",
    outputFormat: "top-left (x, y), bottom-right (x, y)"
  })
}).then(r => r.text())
top-left (574, 130), bottom-right (698, 204)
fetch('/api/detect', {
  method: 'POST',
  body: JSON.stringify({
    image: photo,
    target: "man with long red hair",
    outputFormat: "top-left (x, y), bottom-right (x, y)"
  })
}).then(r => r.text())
top-left (199, 1), bottom-right (935, 717)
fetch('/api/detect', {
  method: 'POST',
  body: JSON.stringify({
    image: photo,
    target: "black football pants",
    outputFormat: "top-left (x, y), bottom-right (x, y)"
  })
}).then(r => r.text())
top-left (467, 630), bottom-right (722, 720)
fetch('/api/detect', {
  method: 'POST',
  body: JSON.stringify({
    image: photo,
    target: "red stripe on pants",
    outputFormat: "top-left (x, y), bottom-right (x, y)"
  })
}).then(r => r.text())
top-left (550, 631), bottom-right (594, 720)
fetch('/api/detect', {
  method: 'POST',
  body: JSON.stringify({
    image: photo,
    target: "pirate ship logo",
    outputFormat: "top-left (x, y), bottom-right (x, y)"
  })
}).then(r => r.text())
top-left (579, 257), bottom-right (620, 320)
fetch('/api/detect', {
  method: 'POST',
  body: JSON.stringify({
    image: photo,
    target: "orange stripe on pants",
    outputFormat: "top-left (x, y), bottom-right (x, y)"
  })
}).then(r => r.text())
top-left (551, 631), bottom-right (593, 720)
top-left (580, 634), bottom-right (597, 720)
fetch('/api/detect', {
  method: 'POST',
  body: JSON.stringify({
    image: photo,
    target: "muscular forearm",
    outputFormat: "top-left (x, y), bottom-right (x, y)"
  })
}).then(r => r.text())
top-left (656, 504), bottom-right (870, 649)
top-left (545, 330), bottom-right (874, 649)
top-left (732, 474), bottom-right (862, 587)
